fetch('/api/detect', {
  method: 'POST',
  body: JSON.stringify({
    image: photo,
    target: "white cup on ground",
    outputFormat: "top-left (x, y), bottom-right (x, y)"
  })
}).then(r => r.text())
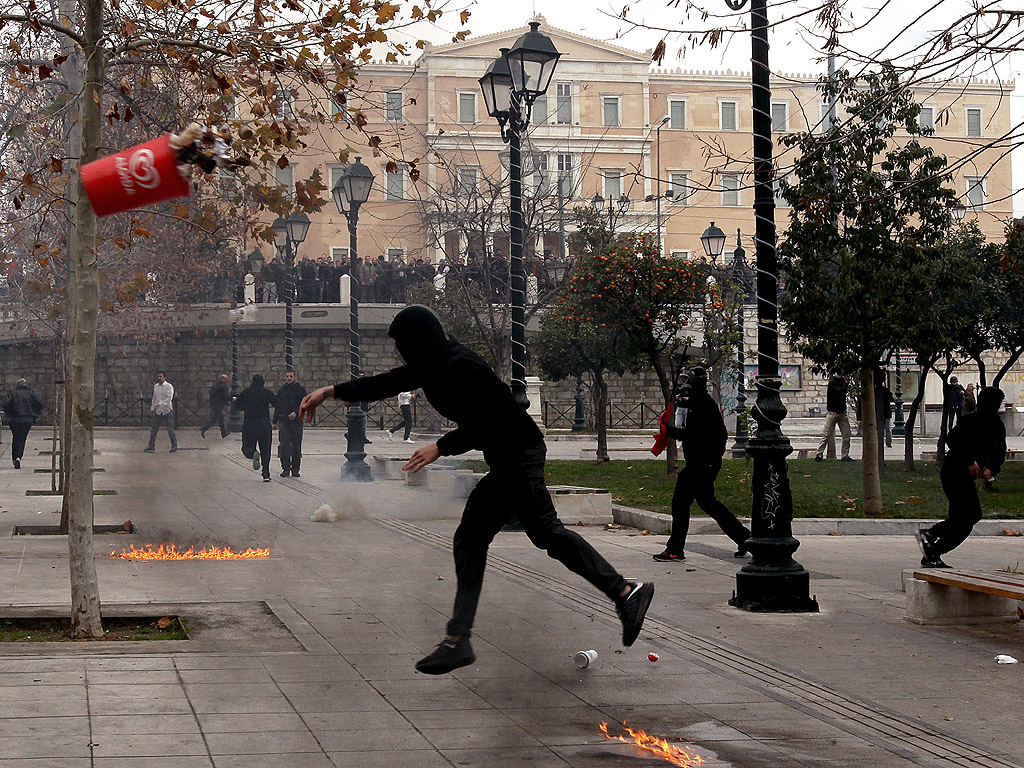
top-left (574, 650), bottom-right (598, 669)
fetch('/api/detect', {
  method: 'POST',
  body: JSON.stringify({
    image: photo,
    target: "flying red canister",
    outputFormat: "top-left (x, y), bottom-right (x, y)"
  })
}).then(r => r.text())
top-left (80, 134), bottom-right (192, 218)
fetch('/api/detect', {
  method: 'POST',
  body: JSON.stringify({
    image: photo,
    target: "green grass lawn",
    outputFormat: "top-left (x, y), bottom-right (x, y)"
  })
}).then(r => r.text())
top-left (469, 459), bottom-right (1024, 520)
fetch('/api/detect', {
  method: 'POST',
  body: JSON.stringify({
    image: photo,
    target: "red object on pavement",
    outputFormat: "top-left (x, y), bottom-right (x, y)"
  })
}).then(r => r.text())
top-left (648, 653), bottom-right (659, 662)
top-left (80, 134), bottom-right (191, 217)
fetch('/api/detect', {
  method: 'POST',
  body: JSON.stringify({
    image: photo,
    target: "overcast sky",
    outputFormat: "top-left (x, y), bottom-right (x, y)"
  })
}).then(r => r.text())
top-left (397, 0), bottom-right (1023, 217)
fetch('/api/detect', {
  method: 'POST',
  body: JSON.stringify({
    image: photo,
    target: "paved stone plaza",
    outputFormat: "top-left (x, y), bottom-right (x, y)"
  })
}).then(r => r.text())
top-left (1, 428), bottom-right (1021, 767)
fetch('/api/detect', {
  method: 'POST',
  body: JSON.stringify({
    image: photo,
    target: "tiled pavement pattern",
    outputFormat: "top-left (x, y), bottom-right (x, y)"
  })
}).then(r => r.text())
top-left (0, 428), bottom-right (1021, 767)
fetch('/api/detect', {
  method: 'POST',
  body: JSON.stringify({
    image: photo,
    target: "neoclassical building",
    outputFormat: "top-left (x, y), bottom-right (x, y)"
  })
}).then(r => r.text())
top-left (282, 18), bottom-right (1013, 269)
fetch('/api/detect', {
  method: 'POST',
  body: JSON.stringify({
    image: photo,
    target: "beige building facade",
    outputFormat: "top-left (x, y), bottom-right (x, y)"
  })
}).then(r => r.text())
top-left (281, 19), bottom-right (1013, 270)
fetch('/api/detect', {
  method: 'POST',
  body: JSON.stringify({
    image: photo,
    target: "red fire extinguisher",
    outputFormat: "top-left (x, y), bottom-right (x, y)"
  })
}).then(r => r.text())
top-left (80, 124), bottom-right (230, 218)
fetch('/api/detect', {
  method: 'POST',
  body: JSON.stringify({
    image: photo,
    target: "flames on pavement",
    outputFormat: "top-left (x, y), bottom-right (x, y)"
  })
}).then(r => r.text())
top-left (110, 544), bottom-right (270, 560)
top-left (600, 722), bottom-right (705, 767)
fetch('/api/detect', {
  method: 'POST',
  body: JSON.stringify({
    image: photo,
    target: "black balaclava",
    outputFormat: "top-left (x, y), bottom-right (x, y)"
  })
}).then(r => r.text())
top-left (252, 374), bottom-right (264, 387)
top-left (688, 366), bottom-right (708, 393)
top-left (388, 305), bottom-right (449, 366)
top-left (977, 386), bottom-right (1004, 414)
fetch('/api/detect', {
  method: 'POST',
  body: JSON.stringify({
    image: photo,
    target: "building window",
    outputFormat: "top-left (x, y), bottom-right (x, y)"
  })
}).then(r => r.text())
top-left (387, 248), bottom-right (404, 261)
top-left (670, 250), bottom-right (692, 260)
top-left (771, 102), bottom-right (788, 132)
top-left (557, 154), bottom-right (573, 196)
top-left (458, 92), bottom-right (476, 123)
top-left (533, 154), bottom-right (549, 194)
top-left (773, 177), bottom-right (790, 208)
top-left (533, 93), bottom-right (548, 125)
top-left (331, 246), bottom-right (350, 261)
top-left (669, 172), bottom-right (689, 204)
top-left (966, 107), bottom-right (982, 137)
top-left (555, 82), bottom-right (572, 125)
top-left (603, 171), bottom-right (623, 201)
top-left (457, 167), bottom-right (478, 195)
top-left (386, 169), bottom-right (404, 200)
top-left (919, 106), bottom-right (934, 132)
top-left (720, 100), bottom-right (738, 131)
top-left (386, 90), bottom-right (403, 122)
top-left (278, 89), bottom-right (294, 118)
top-left (966, 177), bottom-right (985, 208)
top-left (276, 165), bottom-right (293, 199)
top-left (602, 96), bottom-right (620, 127)
top-left (721, 174), bottom-right (740, 206)
top-left (669, 99), bottom-right (686, 130)
top-left (328, 165), bottom-right (345, 194)
top-left (330, 91), bottom-right (349, 119)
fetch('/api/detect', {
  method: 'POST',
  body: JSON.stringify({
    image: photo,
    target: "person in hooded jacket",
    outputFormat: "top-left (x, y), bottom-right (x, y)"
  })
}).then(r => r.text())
top-left (299, 305), bottom-right (654, 675)
top-left (231, 374), bottom-right (281, 482)
top-left (3, 378), bottom-right (44, 469)
top-left (916, 386), bottom-right (1007, 568)
top-left (651, 367), bottom-right (750, 563)
top-left (275, 370), bottom-right (308, 477)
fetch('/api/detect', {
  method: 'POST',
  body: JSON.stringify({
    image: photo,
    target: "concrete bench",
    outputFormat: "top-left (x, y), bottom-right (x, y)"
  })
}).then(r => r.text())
top-left (903, 568), bottom-right (1024, 625)
top-left (921, 449), bottom-right (1023, 462)
top-left (547, 485), bottom-right (614, 526)
top-left (370, 455), bottom-right (407, 480)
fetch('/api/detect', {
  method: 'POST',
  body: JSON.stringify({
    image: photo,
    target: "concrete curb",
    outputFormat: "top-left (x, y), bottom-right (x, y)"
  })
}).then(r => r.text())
top-left (611, 504), bottom-right (1024, 536)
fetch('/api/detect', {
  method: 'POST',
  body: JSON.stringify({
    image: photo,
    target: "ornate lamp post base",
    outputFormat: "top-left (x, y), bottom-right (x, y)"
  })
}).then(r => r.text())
top-left (340, 405), bottom-right (372, 482)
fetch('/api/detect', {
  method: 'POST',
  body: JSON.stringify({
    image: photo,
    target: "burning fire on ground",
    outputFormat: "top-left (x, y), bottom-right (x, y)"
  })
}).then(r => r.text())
top-left (600, 722), bottom-right (705, 767)
top-left (110, 544), bottom-right (270, 560)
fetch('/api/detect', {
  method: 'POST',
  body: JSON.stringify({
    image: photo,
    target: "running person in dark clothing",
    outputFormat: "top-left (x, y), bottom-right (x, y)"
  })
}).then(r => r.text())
top-left (200, 374), bottom-right (231, 439)
top-left (276, 371), bottom-right (308, 477)
top-left (231, 374), bottom-right (281, 482)
top-left (299, 305), bottom-right (654, 674)
top-left (651, 367), bottom-right (750, 562)
top-left (916, 386), bottom-right (1007, 568)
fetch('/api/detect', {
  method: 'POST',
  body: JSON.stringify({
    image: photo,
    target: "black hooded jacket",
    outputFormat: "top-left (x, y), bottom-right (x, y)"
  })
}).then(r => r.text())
top-left (231, 381), bottom-right (281, 422)
top-left (333, 305), bottom-right (543, 466)
top-left (665, 387), bottom-right (728, 464)
top-left (945, 386), bottom-right (1007, 475)
top-left (275, 380), bottom-right (308, 422)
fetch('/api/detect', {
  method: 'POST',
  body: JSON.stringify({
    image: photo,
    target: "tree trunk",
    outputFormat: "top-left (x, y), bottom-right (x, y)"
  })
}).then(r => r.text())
top-left (860, 369), bottom-right (883, 517)
top-left (592, 369), bottom-right (609, 463)
top-left (994, 348), bottom-right (1023, 385)
top-left (66, 0), bottom-right (105, 638)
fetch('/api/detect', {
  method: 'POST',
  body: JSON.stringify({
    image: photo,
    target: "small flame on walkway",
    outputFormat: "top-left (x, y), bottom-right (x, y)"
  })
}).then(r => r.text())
top-left (599, 722), bottom-right (705, 767)
top-left (110, 544), bottom-right (269, 560)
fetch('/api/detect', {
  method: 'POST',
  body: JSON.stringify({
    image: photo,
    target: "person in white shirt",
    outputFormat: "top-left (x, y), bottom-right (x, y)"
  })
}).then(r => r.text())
top-left (144, 371), bottom-right (177, 452)
top-left (387, 390), bottom-right (416, 443)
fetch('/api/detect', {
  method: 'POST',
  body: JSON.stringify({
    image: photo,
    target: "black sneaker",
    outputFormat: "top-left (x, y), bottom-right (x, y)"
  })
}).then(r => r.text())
top-left (252, 450), bottom-right (261, 471)
top-left (921, 555), bottom-right (951, 568)
top-left (734, 543), bottom-right (749, 558)
top-left (652, 551), bottom-right (684, 562)
top-left (13, 458), bottom-right (20, 469)
top-left (291, 471), bottom-right (300, 478)
top-left (415, 637), bottom-right (475, 675)
top-left (840, 456), bottom-right (854, 462)
top-left (169, 447), bottom-right (177, 453)
top-left (814, 456), bottom-right (823, 462)
top-left (280, 469), bottom-right (290, 477)
top-left (262, 476), bottom-right (271, 483)
top-left (143, 447), bottom-right (155, 453)
top-left (616, 581), bottom-right (654, 647)
top-left (200, 429), bottom-right (207, 439)
top-left (914, 529), bottom-right (937, 559)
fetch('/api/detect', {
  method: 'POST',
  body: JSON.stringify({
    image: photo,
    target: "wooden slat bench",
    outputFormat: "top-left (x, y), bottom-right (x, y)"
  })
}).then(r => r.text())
top-left (903, 568), bottom-right (1024, 625)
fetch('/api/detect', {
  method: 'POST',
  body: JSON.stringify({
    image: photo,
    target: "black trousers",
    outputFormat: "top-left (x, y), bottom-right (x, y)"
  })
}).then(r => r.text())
top-left (925, 462), bottom-right (982, 557)
top-left (278, 419), bottom-right (303, 472)
top-left (446, 445), bottom-right (628, 638)
top-left (665, 461), bottom-right (750, 554)
top-left (201, 406), bottom-right (228, 437)
top-left (10, 422), bottom-right (32, 462)
top-left (241, 418), bottom-right (272, 478)
top-left (389, 405), bottom-right (412, 439)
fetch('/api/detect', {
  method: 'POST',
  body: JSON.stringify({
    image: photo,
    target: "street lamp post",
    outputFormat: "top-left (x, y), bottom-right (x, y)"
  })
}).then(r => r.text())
top-left (655, 114), bottom-right (670, 252)
top-left (480, 22), bottom-right (561, 410)
top-left (731, 230), bottom-right (751, 451)
top-left (271, 213), bottom-right (310, 372)
top-left (723, 0), bottom-right (817, 612)
top-left (591, 192), bottom-right (630, 230)
top-left (333, 157), bottom-right (375, 482)
top-left (892, 352), bottom-right (906, 436)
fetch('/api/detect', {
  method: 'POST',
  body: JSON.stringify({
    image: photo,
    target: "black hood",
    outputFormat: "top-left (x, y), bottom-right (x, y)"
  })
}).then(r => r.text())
top-left (977, 386), bottom-right (1004, 414)
top-left (388, 305), bottom-right (449, 365)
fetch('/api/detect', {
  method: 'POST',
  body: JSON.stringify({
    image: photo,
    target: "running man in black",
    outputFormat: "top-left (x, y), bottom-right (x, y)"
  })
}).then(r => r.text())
top-left (231, 374), bottom-right (281, 482)
top-left (300, 305), bottom-right (654, 674)
top-left (916, 386), bottom-right (1007, 568)
top-left (652, 366), bottom-right (750, 562)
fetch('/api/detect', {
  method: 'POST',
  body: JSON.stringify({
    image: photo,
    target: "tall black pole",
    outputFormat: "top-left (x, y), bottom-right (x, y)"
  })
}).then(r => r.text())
top-left (340, 204), bottom-right (372, 482)
top-left (228, 280), bottom-right (242, 433)
top-left (508, 114), bottom-right (528, 410)
top-left (893, 354), bottom-right (905, 435)
top-left (285, 243), bottom-right (294, 372)
top-left (732, 234), bottom-right (749, 453)
top-left (730, 0), bottom-right (817, 613)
